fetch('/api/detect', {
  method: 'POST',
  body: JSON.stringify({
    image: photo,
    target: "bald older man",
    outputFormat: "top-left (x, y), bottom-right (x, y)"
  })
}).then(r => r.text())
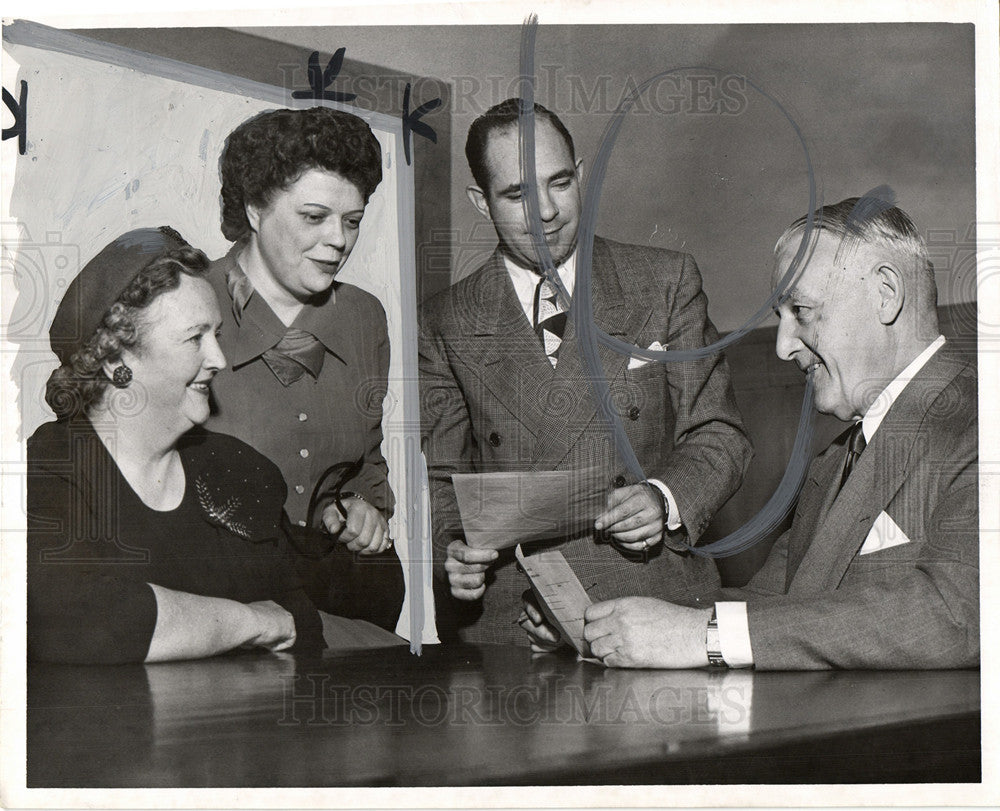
top-left (574, 197), bottom-right (978, 670)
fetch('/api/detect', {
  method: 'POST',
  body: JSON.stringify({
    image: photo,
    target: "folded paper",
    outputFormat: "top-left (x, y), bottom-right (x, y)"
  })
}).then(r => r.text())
top-left (515, 544), bottom-right (601, 663)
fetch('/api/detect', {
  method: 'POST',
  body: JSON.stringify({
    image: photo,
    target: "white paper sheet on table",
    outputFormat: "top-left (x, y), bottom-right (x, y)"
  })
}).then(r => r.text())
top-left (451, 466), bottom-right (607, 550)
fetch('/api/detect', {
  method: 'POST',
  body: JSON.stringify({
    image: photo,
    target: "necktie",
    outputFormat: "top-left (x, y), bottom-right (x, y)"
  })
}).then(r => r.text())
top-left (261, 328), bottom-right (326, 386)
top-left (840, 421), bottom-right (867, 489)
top-left (533, 277), bottom-right (568, 367)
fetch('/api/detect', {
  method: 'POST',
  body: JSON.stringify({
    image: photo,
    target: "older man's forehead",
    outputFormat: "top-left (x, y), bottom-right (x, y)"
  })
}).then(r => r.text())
top-left (773, 230), bottom-right (861, 288)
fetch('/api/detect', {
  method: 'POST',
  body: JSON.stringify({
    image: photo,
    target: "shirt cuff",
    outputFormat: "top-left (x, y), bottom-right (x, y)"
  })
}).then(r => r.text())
top-left (647, 478), bottom-right (682, 531)
top-left (715, 601), bottom-right (754, 668)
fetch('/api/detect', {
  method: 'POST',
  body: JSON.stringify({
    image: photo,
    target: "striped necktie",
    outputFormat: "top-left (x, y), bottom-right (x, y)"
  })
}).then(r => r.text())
top-left (532, 277), bottom-right (568, 367)
top-left (839, 421), bottom-right (867, 489)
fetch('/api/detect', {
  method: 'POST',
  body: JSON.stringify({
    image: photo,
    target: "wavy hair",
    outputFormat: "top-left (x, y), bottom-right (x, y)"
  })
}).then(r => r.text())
top-left (45, 245), bottom-right (210, 419)
top-left (218, 106), bottom-right (383, 242)
top-left (774, 197), bottom-right (937, 309)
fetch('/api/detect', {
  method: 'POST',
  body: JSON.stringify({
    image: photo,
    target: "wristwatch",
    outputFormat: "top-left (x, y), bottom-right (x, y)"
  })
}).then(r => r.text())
top-left (706, 606), bottom-right (727, 668)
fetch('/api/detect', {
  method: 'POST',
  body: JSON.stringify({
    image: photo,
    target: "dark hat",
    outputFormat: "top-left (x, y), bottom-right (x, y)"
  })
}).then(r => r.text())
top-left (49, 226), bottom-right (190, 365)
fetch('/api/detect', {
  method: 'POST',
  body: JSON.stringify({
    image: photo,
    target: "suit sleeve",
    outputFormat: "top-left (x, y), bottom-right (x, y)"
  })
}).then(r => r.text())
top-left (655, 253), bottom-right (753, 543)
top-left (27, 459), bottom-right (158, 664)
top-left (730, 440), bottom-right (978, 670)
top-left (720, 528), bottom-right (791, 600)
top-left (418, 314), bottom-right (477, 577)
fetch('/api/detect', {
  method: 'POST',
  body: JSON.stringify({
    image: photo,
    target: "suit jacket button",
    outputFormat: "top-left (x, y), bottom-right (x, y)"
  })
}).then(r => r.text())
top-left (628, 406), bottom-right (641, 421)
top-left (614, 475), bottom-right (627, 487)
top-left (489, 432), bottom-right (501, 447)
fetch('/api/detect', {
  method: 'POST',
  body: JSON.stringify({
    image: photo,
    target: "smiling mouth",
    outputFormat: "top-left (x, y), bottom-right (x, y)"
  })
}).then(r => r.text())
top-left (309, 258), bottom-right (341, 272)
top-left (803, 361), bottom-right (823, 376)
top-left (189, 380), bottom-right (213, 394)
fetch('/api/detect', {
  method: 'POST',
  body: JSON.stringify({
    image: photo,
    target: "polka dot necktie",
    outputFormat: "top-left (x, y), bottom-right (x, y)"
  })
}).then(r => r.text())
top-left (532, 277), bottom-right (568, 367)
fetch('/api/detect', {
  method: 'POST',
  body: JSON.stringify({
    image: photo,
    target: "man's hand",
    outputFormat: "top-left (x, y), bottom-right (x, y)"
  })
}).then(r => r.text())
top-left (244, 600), bottom-right (297, 652)
top-left (322, 498), bottom-right (392, 555)
top-left (583, 597), bottom-right (713, 669)
top-left (445, 540), bottom-right (498, 600)
top-left (518, 591), bottom-right (564, 653)
top-left (594, 484), bottom-right (664, 552)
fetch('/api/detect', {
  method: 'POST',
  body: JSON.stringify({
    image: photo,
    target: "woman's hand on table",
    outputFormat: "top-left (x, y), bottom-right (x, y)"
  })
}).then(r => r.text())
top-left (322, 498), bottom-right (393, 555)
top-left (245, 600), bottom-right (297, 652)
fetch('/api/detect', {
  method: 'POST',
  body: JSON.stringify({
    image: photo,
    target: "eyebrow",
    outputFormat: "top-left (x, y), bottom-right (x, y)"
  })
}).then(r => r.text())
top-left (496, 168), bottom-right (576, 198)
top-left (184, 321), bottom-right (220, 334)
top-left (300, 202), bottom-right (365, 217)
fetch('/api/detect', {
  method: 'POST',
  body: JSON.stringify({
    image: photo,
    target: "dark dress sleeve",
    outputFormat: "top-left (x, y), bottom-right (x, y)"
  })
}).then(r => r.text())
top-left (187, 430), bottom-right (325, 652)
top-left (27, 426), bottom-right (158, 664)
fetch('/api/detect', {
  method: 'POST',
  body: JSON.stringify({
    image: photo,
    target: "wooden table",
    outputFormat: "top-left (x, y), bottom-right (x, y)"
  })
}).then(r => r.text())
top-left (27, 644), bottom-right (980, 786)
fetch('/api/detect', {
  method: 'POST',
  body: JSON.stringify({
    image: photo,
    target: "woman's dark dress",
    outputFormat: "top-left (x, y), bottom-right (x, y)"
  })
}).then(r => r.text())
top-left (27, 418), bottom-right (323, 663)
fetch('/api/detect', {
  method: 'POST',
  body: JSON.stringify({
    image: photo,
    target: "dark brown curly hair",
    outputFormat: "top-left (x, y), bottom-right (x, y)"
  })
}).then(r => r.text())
top-left (45, 245), bottom-right (210, 419)
top-left (218, 106), bottom-right (383, 243)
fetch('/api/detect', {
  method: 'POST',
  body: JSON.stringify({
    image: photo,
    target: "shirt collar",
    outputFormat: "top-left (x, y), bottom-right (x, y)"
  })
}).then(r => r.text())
top-left (503, 249), bottom-right (577, 313)
top-left (224, 250), bottom-right (345, 367)
top-left (861, 334), bottom-right (946, 442)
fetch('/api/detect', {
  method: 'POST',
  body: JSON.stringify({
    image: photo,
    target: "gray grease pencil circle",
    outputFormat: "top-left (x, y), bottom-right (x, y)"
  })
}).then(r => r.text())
top-left (514, 19), bottom-right (818, 557)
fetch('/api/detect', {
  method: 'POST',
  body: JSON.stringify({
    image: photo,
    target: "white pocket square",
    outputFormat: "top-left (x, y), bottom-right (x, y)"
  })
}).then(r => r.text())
top-left (628, 341), bottom-right (667, 370)
top-left (859, 510), bottom-right (911, 555)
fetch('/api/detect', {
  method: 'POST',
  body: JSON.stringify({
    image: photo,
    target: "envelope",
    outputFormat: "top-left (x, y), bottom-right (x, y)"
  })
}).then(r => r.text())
top-left (859, 510), bottom-right (911, 555)
top-left (627, 340), bottom-right (667, 370)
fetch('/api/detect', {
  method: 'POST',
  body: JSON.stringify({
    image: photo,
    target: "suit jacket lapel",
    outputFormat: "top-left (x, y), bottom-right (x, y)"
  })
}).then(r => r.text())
top-left (787, 444), bottom-right (877, 594)
top-left (467, 252), bottom-right (556, 438)
top-left (530, 238), bottom-right (655, 470)
top-left (783, 444), bottom-right (844, 590)
top-left (787, 345), bottom-right (968, 594)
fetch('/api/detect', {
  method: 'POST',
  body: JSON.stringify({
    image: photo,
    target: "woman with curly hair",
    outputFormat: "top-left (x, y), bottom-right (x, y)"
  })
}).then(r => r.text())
top-left (205, 106), bottom-right (403, 631)
top-left (29, 227), bottom-right (324, 663)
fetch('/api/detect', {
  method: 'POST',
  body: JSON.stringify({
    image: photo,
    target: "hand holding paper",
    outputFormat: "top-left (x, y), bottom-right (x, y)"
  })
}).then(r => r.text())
top-left (444, 540), bottom-right (498, 600)
top-left (515, 545), bottom-right (601, 663)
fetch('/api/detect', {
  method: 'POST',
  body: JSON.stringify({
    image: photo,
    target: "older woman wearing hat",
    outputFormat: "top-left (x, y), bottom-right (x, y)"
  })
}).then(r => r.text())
top-left (28, 227), bottom-right (324, 664)
top-left (205, 106), bottom-right (403, 630)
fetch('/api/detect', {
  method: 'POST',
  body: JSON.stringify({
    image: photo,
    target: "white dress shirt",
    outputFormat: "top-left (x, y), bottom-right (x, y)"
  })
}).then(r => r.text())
top-left (502, 251), bottom-right (683, 531)
top-left (715, 335), bottom-right (947, 668)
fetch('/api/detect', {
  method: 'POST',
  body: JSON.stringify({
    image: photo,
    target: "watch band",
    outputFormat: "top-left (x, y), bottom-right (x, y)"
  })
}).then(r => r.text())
top-left (706, 606), bottom-right (727, 668)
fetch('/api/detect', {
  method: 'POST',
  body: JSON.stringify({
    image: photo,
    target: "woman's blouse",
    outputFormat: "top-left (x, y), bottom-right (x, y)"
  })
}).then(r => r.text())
top-left (204, 249), bottom-right (394, 526)
top-left (27, 418), bottom-right (324, 664)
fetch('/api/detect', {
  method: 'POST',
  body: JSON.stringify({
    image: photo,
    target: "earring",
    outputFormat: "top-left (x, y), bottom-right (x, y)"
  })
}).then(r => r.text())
top-left (112, 364), bottom-right (133, 388)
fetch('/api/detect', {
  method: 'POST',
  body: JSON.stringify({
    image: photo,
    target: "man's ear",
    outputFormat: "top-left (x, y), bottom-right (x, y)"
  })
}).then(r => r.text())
top-left (875, 263), bottom-right (905, 325)
top-left (575, 157), bottom-right (584, 185)
top-left (466, 185), bottom-right (492, 220)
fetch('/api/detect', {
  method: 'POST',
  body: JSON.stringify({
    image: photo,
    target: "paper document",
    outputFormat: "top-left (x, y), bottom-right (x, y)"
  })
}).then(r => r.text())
top-left (452, 467), bottom-right (607, 550)
top-left (515, 544), bottom-right (601, 663)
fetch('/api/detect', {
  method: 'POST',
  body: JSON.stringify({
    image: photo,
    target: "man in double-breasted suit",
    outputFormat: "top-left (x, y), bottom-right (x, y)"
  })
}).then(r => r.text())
top-left (420, 99), bottom-right (752, 644)
top-left (581, 197), bottom-right (978, 670)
